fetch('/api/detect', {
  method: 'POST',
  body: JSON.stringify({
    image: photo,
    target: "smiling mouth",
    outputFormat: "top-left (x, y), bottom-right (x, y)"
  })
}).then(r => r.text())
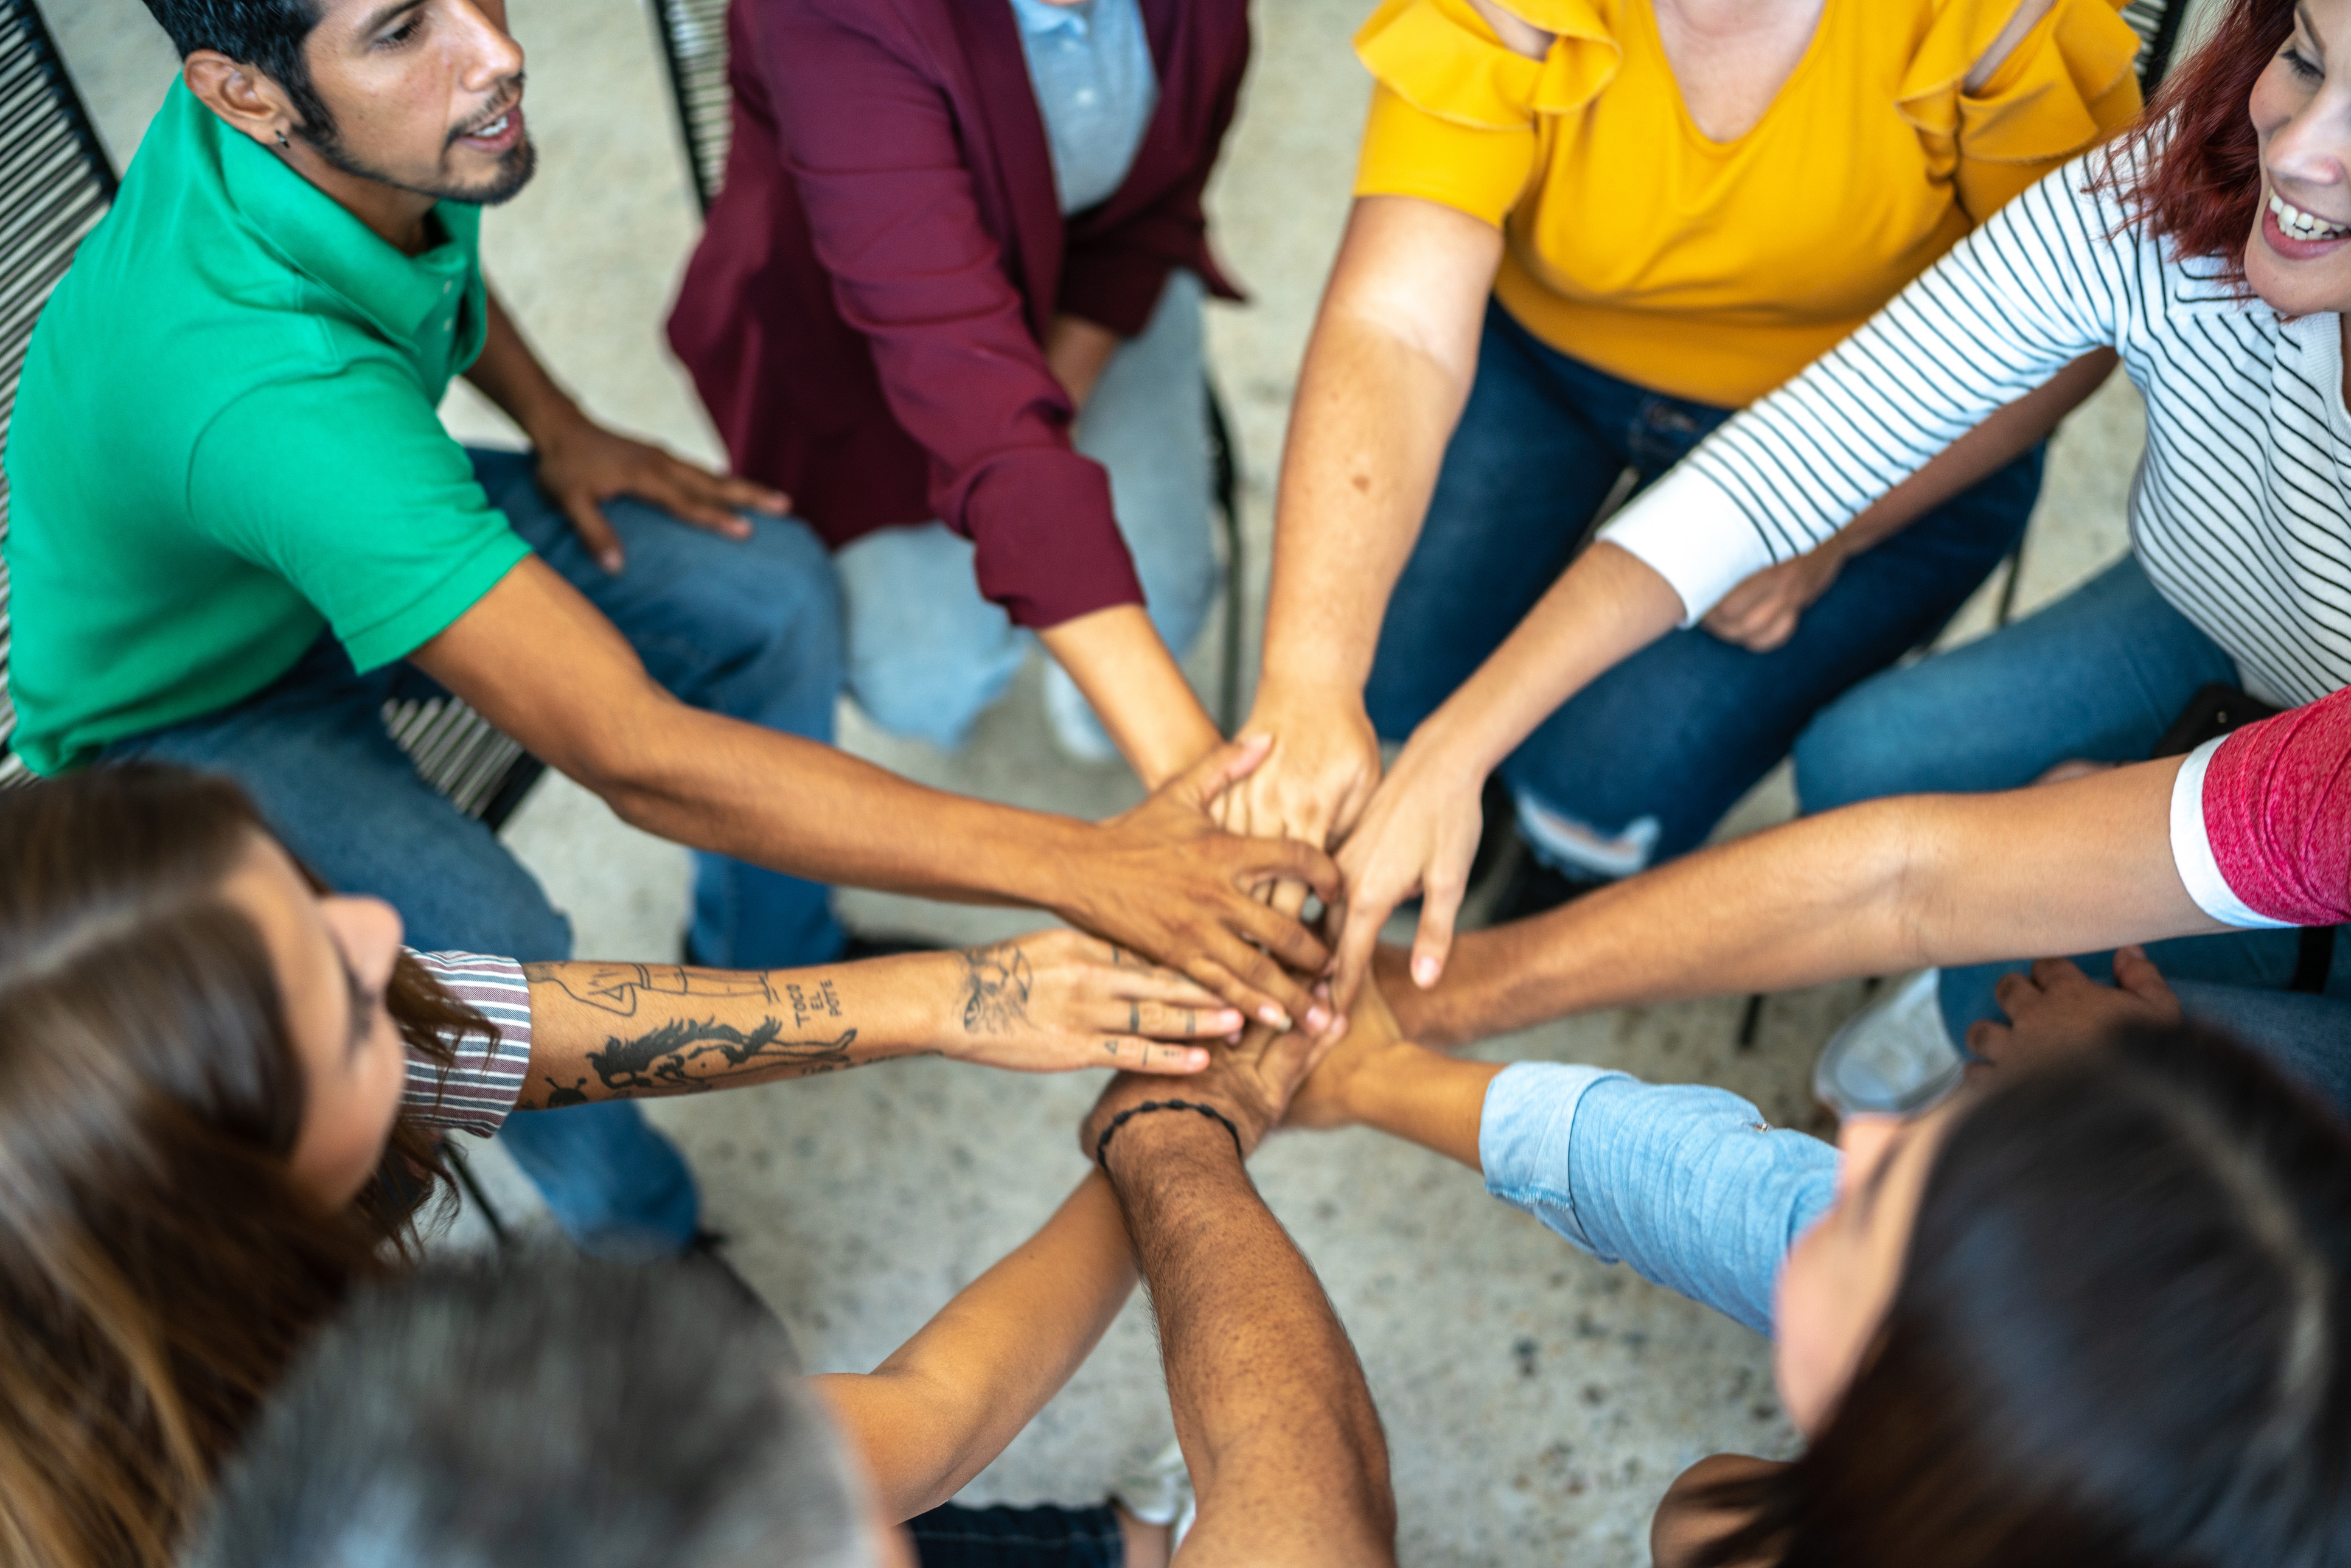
top-left (2269, 190), bottom-right (2351, 243)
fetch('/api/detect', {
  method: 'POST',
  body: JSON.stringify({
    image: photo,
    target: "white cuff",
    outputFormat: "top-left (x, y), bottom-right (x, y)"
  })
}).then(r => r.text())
top-left (1594, 462), bottom-right (1778, 627)
top-left (2168, 737), bottom-right (2294, 930)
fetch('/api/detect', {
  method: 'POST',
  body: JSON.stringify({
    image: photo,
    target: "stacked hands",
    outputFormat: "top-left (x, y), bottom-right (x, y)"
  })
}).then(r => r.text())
top-left (1077, 972), bottom-right (1410, 1179)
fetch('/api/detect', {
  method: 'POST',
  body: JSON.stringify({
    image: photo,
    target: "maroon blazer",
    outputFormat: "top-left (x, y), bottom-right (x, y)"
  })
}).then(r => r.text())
top-left (666, 0), bottom-right (1249, 629)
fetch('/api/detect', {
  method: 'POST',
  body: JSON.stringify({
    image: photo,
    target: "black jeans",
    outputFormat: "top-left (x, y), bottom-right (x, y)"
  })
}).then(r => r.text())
top-left (909, 1502), bottom-right (1124, 1568)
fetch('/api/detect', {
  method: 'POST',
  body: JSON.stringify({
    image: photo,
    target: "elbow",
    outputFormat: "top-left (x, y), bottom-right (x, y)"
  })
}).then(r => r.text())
top-left (1873, 798), bottom-right (1948, 971)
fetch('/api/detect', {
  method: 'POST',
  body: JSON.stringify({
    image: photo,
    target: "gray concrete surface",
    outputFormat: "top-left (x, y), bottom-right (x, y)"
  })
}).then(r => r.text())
top-left (51, 2), bottom-right (2159, 1561)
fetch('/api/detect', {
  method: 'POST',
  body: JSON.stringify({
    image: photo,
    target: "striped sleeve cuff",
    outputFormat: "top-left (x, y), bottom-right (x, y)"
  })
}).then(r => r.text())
top-left (1595, 461), bottom-right (1779, 627)
top-left (403, 950), bottom-right (534, 1137)
top-left (2169, 739), bottom-right (2294, 931)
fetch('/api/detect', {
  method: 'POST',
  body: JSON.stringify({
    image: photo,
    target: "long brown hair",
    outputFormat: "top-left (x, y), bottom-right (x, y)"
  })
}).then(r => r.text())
top-left (1693, 1023), bottom-right (2351, 1567)
top-left (0, 765), bottom-right (484, 1568)
top-left (2118, 0), bottom-right (2297, 281)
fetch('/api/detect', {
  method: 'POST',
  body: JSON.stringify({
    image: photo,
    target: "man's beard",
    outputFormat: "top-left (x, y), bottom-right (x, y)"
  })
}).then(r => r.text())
top-left (295, 86), bottom-right (538, 208)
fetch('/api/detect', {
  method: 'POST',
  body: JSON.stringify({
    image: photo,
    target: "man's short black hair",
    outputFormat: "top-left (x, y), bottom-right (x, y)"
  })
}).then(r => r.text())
top-left (141, 1), bottom-right (334, 133)
top-left (184, 1252), bottom-right (875, 1568)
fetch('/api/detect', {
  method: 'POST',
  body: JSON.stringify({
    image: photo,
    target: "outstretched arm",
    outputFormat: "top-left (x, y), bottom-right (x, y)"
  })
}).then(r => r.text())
top-left (1083, 1025), bottom-right (1396, 1566)
top-left (812, 1173), bottom-right (1138, 1522)
top-left (414, 579), bottom-right (1341, 1033)
top-left (515, 932), bottom-right (1242, 1109)
top-left (1387, 756), bottom-right (2224, 1050)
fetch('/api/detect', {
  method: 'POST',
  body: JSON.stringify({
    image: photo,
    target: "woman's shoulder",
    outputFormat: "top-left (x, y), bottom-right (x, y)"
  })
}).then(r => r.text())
top-left (1892, 0), bottom-right (2143, 153)
top-left (1354, 0), bottom-right (1623, 128)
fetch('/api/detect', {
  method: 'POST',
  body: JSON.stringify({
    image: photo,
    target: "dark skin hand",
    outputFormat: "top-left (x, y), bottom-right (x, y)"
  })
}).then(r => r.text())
top-left (1965, 947), bottom-right (2182, 1076)
top-left (465, 293), bottom-right (790, 573)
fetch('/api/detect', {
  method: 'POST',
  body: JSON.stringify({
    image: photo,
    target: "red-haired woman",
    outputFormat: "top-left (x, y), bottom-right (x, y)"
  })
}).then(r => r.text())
top-left (1325, 0), bottom-right (2351, 1045)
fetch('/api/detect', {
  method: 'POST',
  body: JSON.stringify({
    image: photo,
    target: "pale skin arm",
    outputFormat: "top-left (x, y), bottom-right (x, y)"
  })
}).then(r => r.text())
top-left (1287, 986), bottom-right (1791, 1568)
top-left (1218, 195), bottom-right (1503, 885)
top-left (509, 932), bottom-right (1245, 1110)
top-left (462, 288), bottom-right (790, 573)
top-left (1379, 756), bottom-right (2231, 1050)
top-left (409, 580), bottom-right (1342, 1031)
top-left (812, 1173), bottom-right (1140, 1522)
top-left (1033, 312), bottom-right (1224, 787)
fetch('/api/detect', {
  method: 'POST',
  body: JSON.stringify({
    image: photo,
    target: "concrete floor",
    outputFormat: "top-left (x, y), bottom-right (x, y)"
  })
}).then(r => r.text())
top-left (54, 2), bottom-right (2153, 1561)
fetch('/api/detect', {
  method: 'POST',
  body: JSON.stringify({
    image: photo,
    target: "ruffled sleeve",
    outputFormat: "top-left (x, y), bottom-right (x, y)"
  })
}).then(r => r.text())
top-left (1897, 0), bottom-right (2144, 223)
top-left (1352, 0), bottom-right (1621, 227)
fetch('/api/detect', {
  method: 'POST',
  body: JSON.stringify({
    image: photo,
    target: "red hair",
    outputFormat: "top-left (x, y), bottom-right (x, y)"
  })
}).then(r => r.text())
top-left (2117, 0), bottom-right (2297, 280)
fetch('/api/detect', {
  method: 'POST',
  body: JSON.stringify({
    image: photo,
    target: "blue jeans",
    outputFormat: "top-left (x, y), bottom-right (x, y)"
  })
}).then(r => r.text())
top-left (837, 271), bottom-right (1217, 754)
top-left (105, 448), bottom-right (849, 1256)
top-left (909, 1503), bottom-right (1124, 1568)
top-left (1367, 300), bottom-right (2041, 869)
top-left (2175, 983), bottom-right (2351, 1117)
top-left (1784, 551), bottom-right (2351, 1037)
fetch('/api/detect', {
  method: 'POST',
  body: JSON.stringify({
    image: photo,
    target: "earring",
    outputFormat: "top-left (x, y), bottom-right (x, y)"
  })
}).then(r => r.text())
top-left (276, 128), bottom-right (290, 149)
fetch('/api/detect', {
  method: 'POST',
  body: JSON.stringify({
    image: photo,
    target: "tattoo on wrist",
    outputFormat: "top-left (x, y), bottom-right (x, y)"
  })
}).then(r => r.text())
top-left (958, 941), bottom-right (1034, 1034)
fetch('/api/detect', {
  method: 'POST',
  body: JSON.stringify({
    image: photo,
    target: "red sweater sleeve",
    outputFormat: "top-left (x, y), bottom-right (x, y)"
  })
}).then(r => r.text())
top-left (2196, 687), bottom-right (2351, 927)
top-left (755, 1), bottom-right (1142, 628)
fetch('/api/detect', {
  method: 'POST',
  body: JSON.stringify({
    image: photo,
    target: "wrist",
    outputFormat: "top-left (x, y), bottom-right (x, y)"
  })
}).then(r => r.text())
top-left (1390, 711), bottom-right (1494, 798)
top-left (1099, 1099), bottom-right (1249, 1186)
top-left (520, 393), bottom-right (592, 455)
top-left (1247, 664), bottom-right (1368, 726)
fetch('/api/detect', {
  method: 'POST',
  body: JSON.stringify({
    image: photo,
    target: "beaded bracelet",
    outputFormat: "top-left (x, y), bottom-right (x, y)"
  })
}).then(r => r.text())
top-left (1093, 1098), bottom-right (1245, 1170)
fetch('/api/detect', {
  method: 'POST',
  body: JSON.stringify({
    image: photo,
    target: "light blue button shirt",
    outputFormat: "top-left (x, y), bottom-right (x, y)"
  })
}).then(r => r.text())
top-left (1005, 0), bottom-right (1159, 215)
top-left (1479, 1063), bottom-right (1841, 1338)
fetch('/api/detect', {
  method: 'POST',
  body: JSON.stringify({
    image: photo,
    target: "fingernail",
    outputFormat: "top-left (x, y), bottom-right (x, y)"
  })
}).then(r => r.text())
top-left (1412, 955), bottom-right (1440, 988)
top-left (1217, 1011), bottom-right (1243, 1030)
top-left (601, 552), bottom-right (623, 573)
top-left (1258, 1005), bottom-right (1290, 1030)
top-left (1306, 1006), bottom-right (1331, 1033)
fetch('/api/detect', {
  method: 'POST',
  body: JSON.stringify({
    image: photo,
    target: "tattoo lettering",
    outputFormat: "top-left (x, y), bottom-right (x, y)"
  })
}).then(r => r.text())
top-left (524, 961), bottom-right (778, 1019)
top-left (958, 942), bottom-right (1034, 1035)
top-left (585, 1016), bottom-right (860, 1094)
top-left (784, 979), bottom-right (844, 1028)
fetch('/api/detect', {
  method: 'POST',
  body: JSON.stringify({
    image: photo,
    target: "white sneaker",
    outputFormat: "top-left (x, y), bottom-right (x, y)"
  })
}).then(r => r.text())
top-left (1813, 970), bottom-right (1966, 1119)
top-left (1112, 1440), bottom-right (1197, 1549)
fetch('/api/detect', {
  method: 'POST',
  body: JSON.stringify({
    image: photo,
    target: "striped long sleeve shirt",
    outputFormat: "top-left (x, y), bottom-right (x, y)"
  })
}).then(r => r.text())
top-left (1601, 139), bottom-right (2351, 711)
top-left (403, 950), bottom-right (532, 1138)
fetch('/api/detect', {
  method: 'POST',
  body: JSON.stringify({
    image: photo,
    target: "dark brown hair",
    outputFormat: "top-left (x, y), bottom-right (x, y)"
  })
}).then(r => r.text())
top-left (1694, 1023), bottom-right (2351, 1567)
top-left (0, 765), bottom-right (482, 1568)
top-left (2118, 0), bottom-right (2297, 281)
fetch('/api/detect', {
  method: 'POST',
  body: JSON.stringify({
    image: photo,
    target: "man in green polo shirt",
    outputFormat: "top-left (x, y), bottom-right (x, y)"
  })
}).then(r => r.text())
top-left (5, 0), bottom-right (1341, 1258)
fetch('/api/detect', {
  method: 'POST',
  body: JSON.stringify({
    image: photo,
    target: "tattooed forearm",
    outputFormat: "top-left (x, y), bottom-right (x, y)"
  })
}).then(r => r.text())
top-left (785, 978), bottom-right (843, 1028)
top-left (959, 941), bottom-right (1034, 1034)
top-left (583, 1015), bottom-right (862, 1095)
top-left (523, 961), bottom-right (779, 1018)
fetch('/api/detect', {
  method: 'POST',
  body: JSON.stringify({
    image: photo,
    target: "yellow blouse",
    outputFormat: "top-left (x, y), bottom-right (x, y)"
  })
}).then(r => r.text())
top-left (1353, 0), bottom-right (2142, 405)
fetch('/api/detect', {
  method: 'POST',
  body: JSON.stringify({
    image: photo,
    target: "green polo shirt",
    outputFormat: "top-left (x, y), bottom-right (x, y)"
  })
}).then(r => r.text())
top-left (2, 80), bottom-right (531, 775)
